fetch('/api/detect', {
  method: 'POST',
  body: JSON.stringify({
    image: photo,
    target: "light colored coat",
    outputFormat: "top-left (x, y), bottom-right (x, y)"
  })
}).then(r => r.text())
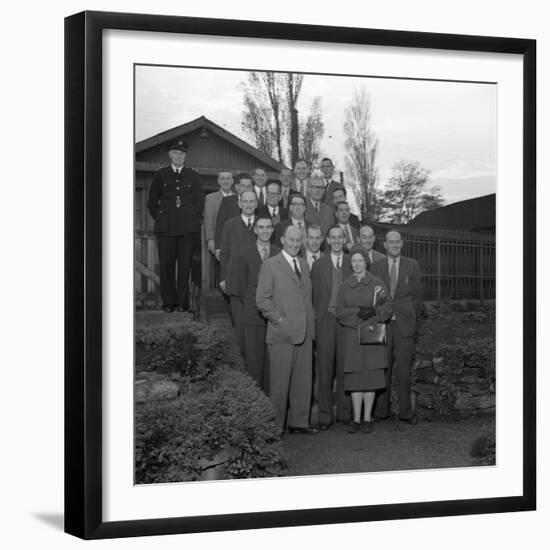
top-left (256, 252), bottom-right (315, 345)
top-left (204, 190), bottom-right (228, 243)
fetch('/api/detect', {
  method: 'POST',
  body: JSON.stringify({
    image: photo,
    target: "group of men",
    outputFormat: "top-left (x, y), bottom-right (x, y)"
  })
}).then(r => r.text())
top-left (148, 138), bottom-right (423, 436)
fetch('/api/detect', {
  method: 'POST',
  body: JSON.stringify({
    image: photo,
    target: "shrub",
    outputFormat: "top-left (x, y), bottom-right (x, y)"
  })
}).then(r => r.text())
top-left (135, 367), bottom-right (286, 483)
top-left (135, 320), bottom-right (238, 379)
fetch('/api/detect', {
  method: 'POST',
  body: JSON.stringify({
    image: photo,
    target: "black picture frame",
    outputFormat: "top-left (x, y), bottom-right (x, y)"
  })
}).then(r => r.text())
top-left (64, 10), bottom-right (536, 540)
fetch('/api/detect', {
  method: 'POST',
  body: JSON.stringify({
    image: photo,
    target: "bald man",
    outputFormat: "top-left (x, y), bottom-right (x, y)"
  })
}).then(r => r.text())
top-left (256, 224), bottom-right (317, 436)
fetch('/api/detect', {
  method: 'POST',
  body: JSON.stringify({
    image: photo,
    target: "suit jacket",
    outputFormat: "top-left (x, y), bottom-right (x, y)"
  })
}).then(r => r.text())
top-left (370, 255), bottom-right (423, 337)
top-left (348, 245), bottom-right (386, 268)
top-left (219, 216), bottom-right (257, 295)
top-left (235, 243), bottom-right (281, 326)
top-left (332, 211), bottom-right (360, 230)
top-left (256, 204), bottom-right (289, 227)
top-left (310, 252), bottom-right (351, 328)
top-left (305, 197), bottom-right (334, 237)
top-left (147, 166), bottom-right (204, 235)
top-left (204, 190), bottom-right (232, 243)
top-left (322, 179), bottom-right (341, 206)
top-left (214, 195), bottom-right (240, 249)
top-left (273, 218), bottom-right (309, 248)
top-left (256, 252), bottom-right (315, 345)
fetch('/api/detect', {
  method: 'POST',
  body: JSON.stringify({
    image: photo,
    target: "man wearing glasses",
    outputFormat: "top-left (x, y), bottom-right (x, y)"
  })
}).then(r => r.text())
top-left (273, 194), bottom-right (308, 248)
top-left (305, 171), bottom-right (334, 239)
top-left (256, 181), bottom-right (289, 227)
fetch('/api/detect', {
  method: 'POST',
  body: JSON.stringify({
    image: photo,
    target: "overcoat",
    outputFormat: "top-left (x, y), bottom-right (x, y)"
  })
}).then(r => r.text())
top-left (335, 272), bottom-right (392, 374)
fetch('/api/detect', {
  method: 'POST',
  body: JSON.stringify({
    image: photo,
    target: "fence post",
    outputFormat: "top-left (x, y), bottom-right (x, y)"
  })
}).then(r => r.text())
top-left (437, 239), bottom-right (442, 305)
top-left (479, 244), bottom-right (484, 305)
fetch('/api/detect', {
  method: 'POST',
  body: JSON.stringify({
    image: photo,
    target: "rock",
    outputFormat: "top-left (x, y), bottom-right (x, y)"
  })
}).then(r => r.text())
top-left (415, 369), bottom-right (439, 384)
top-left (416, 393), bottom-right (434, 409)
top-left (412, 383), bottom-right (437, 395)
top-left (467, 381), bottom-right (491, 395)
top-left (149, 380), bottom-right (180, 401)
top-left (466, 354), bottom-right (486, 368)
top-left (454, 392), bottom-right (479, 410)
top-left (135, 383), bottom-right (149, 403)
top-left (478, 394), bottom-right (496, 409)
top-left (432, 356), bottom-right (446, 374)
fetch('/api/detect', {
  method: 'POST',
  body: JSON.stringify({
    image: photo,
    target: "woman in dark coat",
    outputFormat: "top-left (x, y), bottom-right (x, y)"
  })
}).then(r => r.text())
top-left (335, 249), bottom-right (392, 433)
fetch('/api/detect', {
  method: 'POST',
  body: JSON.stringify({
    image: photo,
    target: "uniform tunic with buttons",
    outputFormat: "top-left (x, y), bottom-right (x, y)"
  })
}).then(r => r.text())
top-left (147, 166), bottom-right (204, 235)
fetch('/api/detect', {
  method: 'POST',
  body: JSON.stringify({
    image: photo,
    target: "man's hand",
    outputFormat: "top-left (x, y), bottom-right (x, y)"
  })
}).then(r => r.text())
top-left (219, 280), bottom-right (226, 293)
top-left (215, 250), bottom-right (221, 261)
top-left (207, 240), bottom-right (216, 255)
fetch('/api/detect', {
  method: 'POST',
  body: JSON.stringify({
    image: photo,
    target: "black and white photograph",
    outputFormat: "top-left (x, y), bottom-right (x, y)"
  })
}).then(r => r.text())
top-left (134, 64), bottom-right (497, 484)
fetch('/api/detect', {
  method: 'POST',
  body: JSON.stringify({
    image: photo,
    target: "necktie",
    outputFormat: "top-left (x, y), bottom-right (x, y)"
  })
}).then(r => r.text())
top-left (390, 259), bottom-right (398, 298)
top-left (293, 258), bottom-right (301, 279)
top-left (247, 218), bottom-right (252, 230)
top-left (345, 224), bottom-right (353, 244)
top-left (272, 208), bottom-right (278, 218)
top-left (312, 254), bottom-right (318, 263)
top-left (336, 255), bottom-right (341, 271)
top-left (261, 246), bottom-right (269, 261)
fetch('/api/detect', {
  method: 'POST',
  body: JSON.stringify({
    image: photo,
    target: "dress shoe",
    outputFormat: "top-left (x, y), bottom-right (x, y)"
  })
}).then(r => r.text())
top-left (288, 426), bottom-right (319, 435)
top-left (318, 423), bottom-right (332, 431)
top-left (399, 414), bottom-right (418, 425)
top-left (162, 305), bottom-right (174, 313)
top-left (347, 421), bottom-right (360, 434)
top-left (175, 306), bottom-right (186, 313)
top-left (361, 420), bottom-right (375, 433)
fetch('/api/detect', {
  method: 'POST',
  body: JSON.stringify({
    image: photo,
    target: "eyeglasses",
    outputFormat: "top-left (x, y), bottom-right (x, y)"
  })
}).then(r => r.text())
top-left (290, 202), bottom-right (306, 207)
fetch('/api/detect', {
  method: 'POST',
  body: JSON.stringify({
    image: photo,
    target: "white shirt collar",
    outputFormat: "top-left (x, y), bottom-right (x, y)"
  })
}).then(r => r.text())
top-left (171, 164), bottom-right (183, 173)
top-left (241, 214), bottom-right (255, 225)
top-left (220, 189), bottom-right (233, 197)
top-left (291, 217), bottom-right (305, 226)
top-left (282, 249), bottom-right (300, 267)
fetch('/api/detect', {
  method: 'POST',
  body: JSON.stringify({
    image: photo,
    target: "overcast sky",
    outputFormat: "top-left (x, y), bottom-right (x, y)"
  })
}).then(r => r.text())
top-left (135, 65), bottom-right (496, 205)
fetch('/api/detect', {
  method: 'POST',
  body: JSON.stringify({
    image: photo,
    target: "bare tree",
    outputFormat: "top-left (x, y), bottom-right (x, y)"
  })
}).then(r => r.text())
top-left (343, 87), bottom-right (379, 221)
top-left (241, 72), bottom-right (320, 167)
top-left (299, 97), bottom-right (324, 167)
top-left (379, 160), bottom-right (444, 223)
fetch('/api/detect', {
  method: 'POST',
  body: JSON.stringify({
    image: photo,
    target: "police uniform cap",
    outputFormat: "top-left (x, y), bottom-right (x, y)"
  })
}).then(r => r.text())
top-left (167, 139), bottom-right (188, 152)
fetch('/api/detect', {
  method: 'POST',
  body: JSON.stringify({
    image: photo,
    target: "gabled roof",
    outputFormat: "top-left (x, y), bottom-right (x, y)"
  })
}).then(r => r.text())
top-left (135, 115), bottom-right (286, 172)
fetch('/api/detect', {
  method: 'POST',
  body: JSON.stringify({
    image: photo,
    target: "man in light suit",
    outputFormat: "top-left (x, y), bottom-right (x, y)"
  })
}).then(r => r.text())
top-left (370, 230), bottom-right (423, 425)
top-left (235, 216), bottom-right (280, 393)
top-left (305, 171), bottom-right (334, 239)
top-left (311, 225), bottom-right (352, 428)
top-left (204, 171), bottom-right (234, 269)
top-left (293, 159), bottom-right (309, 197)
top-left (349, 225), bottom-right (385, 268)
top-left (256, 224), bottom-right (318, 435)
top-left (335, 201), bottom-right (359, 252)
top-left (320, 157), bottom-right (342, 206)
top-left (279, 167), bottom-right (298, 209)
top-left (220, 191), bottom-right (258, 357)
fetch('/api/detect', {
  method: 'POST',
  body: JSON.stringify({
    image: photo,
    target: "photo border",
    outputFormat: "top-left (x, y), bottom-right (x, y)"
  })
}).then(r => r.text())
top-left (64, 10), bottom-right (536, 539)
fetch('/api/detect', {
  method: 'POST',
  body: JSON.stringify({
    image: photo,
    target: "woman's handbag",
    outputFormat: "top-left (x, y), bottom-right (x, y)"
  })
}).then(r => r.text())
top-left (358, 286), bottom-right (387, 345)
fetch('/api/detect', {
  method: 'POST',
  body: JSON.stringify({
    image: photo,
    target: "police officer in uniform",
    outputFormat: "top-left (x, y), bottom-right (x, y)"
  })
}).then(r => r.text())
top-left (147, 139), bottom-right (204, 312)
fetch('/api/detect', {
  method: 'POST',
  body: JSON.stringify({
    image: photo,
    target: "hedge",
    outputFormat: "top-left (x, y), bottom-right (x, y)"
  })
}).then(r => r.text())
top-left (136, 366), bottom-right (286, 483)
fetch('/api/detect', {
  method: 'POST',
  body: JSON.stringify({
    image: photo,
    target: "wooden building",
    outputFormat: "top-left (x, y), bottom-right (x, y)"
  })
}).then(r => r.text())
top-left (135, 116), bottom-right (286, 307)
top-left (408, 194), bottom-right (496, 235)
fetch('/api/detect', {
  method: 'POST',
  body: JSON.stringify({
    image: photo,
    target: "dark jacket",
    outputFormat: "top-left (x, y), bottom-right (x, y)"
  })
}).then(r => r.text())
top-left (147, 166), bottom-right (203, 235)
top-left (369, 256), bottom-right (423, 337)
top-left (255, 204), bottom-right (289, 226)
top-left (214, 195), bottom-right (240, 249)
top-left (335, 272), bottom-right (392, 373)
top-left (310, 252), bottom-right (351, 329)
top-left (235, 243), bottom-right (281, 326)
top-left (220, 216), bottom-right (257, 296)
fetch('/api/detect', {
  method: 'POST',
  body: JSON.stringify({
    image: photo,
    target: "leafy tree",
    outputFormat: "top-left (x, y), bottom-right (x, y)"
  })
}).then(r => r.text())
top-left (241, 72), bottom-right (323, 167)
top-left (343, 87), bottom-right (379, 221)
top-left (379, 160), bottom-right (444, 223)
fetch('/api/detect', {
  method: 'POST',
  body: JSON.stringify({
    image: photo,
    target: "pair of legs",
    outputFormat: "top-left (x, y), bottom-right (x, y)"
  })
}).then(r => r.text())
top-left (244, 324), bottom-right (269, 394)
top-left (157, 234), bottom-right (194, 308)
top-left (229, 296), bottom-right (246, 359)
top-left (375, 320), bottom-right (415, 420)
top-left (268, 338), bottom-right (313, 432)
top-left (350, 391), bottom-right (376, 423)
top-left (316, 312), bottom-right (351, 425)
